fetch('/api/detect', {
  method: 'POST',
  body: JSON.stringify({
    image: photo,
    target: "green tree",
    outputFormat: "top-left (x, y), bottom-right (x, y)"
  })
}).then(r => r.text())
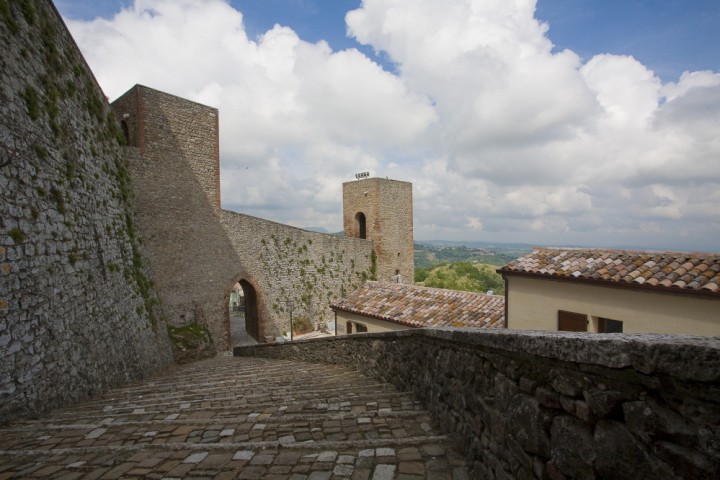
top-left (416, 262), bottom-right (504, 295)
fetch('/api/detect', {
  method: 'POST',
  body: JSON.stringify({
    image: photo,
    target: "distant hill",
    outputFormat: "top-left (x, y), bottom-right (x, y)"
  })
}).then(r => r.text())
top-left (414, 241), bottom-right (531, 269)
top-left (304, 226), bottom-right (344, 236)
top-left (305, 226), bottom-right (329, 233)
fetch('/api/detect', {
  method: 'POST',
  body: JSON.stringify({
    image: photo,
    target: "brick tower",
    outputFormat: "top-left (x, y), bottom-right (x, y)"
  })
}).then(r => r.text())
top-left (343, 177), bottom-right (414, 283)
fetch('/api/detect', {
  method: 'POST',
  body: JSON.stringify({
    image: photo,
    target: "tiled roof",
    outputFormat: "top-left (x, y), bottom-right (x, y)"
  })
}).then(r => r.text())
top-left (498, 248), bottom-right (720, 295)
top-left (330, 282), bottom-right (505, 329)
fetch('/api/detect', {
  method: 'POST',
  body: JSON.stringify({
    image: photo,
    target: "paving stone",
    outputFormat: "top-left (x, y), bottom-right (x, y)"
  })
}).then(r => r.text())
top-left (372, 464), bottom-right (396, 480)
top-left (275, 452), bottom-right (301, 465)
top-left (250, 454), bottom-right (275, 465)
top-left (307, 471), bottom-right (332, 480)
top-left (233, 450), bottom-right (255, 461)
top-left (334, 464), bottom-right (355, 476)
top-left (317, 451), bottom-right (338, 462)
top-left (0, 357), bottom-right (470, 479)
top-left (376, 448), bottom-right (395, 457)
top-left (184, 452), bottom-right (209, 464)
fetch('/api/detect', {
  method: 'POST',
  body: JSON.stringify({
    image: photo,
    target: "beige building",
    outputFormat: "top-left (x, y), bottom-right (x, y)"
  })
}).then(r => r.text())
top-left (330, 282), bottom-right (505, 334)
top-left (498, 248), bottom-right (720, 336)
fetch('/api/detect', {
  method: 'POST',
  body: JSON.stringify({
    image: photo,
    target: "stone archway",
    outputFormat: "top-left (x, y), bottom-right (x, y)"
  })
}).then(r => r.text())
top-left (355, 212), bottom-right (367, 239)
top-left (226, 278), bottom-right (261, 346)
top-left (239, 280), bottom-right (259, 340)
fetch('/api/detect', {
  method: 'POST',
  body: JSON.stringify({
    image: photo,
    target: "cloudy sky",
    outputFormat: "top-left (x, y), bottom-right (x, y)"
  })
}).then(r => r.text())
top-left (55, 0), bottom-right (720, 251)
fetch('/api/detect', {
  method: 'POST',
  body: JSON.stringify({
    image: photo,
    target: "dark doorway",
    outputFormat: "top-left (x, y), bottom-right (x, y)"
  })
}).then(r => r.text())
top-left (355, 212), bottom-right (367, 239)
top-left (240, 280), bottom-right (259, 340)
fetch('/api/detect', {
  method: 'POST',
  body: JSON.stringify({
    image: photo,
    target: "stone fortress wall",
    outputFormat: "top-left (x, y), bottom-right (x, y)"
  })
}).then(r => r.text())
top-left (0, 1), bottom-right (173, 423)
top-left (112, 84), bottom-right (378, 346)
top-left (221, 211), bottom-right (373, 336)
top-left (111, 85), bottom-right (244, 349)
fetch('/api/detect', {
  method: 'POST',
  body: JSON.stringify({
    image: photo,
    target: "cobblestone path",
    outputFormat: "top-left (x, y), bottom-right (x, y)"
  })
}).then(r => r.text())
top-left (0, 356), bottom-right (469, 479)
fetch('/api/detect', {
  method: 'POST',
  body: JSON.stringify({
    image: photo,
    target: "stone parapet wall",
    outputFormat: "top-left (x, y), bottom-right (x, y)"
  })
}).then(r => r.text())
top-left (0, 0), bottom-right (172, 423)
top-left (235, 329), bottom-right (720, 479)
top-left (221, 210), bottom-right (373, 336)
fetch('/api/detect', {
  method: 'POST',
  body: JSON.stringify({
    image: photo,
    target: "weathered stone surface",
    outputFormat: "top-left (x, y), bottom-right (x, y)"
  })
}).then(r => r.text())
top-left (507, 394), bottom-right (550, 457)
top-left (623, 399), bottom-right (697, 442)
top-left (550, 416), bottom-right (594, 480)
top-left (594, 420), bottom-right (674, 480)
top-left (583, 388), bottom-right (625, 419)
top-left (0, 0), bottom-right (172, 423)
top-left (236, 329), bottom-right (720, 480)
top-left (654, 441), bottom-right (719, 479)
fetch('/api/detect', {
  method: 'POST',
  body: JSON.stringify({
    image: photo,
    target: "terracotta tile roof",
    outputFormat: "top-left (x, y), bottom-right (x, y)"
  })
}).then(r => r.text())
top-left (330, 282), bottom-right (505, 329)
top-left (498, 247), bottom-right (720, 296)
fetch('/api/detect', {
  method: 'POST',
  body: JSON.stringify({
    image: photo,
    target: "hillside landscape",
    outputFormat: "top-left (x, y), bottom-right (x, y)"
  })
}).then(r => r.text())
top-left (413, 241), bottom-right (532, 295)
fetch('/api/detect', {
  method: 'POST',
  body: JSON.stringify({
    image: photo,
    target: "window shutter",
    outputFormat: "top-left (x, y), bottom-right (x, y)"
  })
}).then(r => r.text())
top-left (558, 310), bottom-right (588, 332)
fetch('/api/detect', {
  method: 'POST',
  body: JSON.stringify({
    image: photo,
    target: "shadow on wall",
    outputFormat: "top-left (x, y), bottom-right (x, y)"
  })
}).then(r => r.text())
top-left (113, 86), bottom-right (256, 358)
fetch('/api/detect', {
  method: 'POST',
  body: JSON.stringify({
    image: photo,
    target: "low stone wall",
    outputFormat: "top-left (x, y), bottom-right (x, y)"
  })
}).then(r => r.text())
top-left (235, 329), bottom-right (720, 479)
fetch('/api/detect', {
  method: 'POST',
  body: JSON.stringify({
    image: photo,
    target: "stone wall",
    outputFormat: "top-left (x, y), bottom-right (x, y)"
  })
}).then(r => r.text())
top-left (0, 0), bottom-right (173, 423)
top-left (221, 210), bottom-right (373, 337)
top-left (235, 329), bottom-right (720, 479)
top-left (343, 178), bottom-right (414, 283)
top-left (110, 85), bottom-right (377, 347)
top-left (111, 85), bottom-right (243, 351)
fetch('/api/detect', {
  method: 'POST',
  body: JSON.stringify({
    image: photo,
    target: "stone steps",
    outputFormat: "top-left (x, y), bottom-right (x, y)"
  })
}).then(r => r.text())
top-left (0, 356), bottom-right (470, 479)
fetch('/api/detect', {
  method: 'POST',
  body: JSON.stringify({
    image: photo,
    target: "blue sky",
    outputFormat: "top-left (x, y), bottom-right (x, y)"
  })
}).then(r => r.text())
top-left (55, 0), bottom-right (720, 251)
top-left (55, 0), bottom-right (720, 82)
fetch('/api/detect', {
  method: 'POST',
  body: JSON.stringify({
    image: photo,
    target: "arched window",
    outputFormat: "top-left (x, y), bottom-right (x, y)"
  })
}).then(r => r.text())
top-left (355, 212), bottom-right (366, 239)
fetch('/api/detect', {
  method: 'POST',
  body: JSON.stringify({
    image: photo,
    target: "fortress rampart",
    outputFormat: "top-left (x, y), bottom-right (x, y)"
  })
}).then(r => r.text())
top-left (0, 0), bottom-right (172, 423)
top-left (112, 84), bottom-right (377, 347)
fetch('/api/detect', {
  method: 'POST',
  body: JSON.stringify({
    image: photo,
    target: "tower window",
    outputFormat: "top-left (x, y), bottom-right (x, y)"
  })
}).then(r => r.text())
top-left (120, 120), bottom-right (130, 145)
top-left (355, 212), bottom-right (366, 239)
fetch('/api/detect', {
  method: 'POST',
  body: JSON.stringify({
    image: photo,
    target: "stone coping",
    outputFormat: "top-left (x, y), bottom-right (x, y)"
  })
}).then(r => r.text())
top-left (235, 328), bottom-right (720, 382)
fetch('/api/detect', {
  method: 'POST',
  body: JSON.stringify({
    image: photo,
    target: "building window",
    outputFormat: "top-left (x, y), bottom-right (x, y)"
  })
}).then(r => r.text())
top-left (355, 212), bottom-right (366, 239)
top-left (558, 310), bottom-right (588, 332)
top-left (598, 317), bottom-right (623, 333)
top-left (346, 321), bottom-right (368, 334)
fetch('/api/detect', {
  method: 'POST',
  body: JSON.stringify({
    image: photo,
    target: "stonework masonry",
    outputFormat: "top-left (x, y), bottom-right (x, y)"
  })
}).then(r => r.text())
top-left (236, 329), bottom-right (720, 479)
top-left (221, 211), bottom-right (373, 335)
top-left (112, 85), bottom-right (242, 350)
top-left (0, 1), bottom-right (173, 423)
top-left (111, 85), bottom-right (376, 347)
top-left (343, 178), bottom-right (414, 283)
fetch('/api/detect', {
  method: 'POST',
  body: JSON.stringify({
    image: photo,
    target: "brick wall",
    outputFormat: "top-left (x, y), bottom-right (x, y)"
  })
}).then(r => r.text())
top-left (0, 0), bottom-right (172, 423)
top-left (236, 329), bottom-right (720, 479)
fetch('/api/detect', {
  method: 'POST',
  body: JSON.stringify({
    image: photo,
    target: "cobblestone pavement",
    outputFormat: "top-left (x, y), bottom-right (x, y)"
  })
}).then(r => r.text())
top-left (0, 356), bottom-right (470, 479)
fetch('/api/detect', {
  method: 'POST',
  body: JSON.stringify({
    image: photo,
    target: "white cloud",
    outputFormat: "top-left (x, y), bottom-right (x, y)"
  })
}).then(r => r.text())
top-left (65, 0), bottom-right (720, 251)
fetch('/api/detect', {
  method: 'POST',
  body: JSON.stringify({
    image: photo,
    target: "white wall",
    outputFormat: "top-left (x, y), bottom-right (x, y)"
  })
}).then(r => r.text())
top-left (507, 276), bottom-right (720, 336)
top-left (334, 311), bottom-right (410, 335)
